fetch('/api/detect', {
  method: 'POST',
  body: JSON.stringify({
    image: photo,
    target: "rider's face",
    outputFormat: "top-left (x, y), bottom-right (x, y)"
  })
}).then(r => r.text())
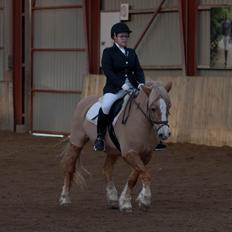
top-left (114, 33), bottom-right (129, 47)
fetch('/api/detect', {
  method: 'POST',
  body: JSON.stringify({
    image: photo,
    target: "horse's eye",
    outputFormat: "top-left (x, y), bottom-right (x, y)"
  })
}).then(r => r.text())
top-left (151, 108), bottom-right (156, 112)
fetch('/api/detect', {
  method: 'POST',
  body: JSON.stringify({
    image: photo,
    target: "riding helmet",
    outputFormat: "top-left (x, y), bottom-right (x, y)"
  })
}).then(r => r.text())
top-left (110, 22), bottom-right (132, 38)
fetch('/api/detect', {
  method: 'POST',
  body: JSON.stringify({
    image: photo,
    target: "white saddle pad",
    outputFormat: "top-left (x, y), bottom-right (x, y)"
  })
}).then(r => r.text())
top-left (86, 95), bottom-right (130, 126)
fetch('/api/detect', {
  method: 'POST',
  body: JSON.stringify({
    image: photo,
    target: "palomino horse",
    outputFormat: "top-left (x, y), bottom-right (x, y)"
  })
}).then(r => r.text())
top-left (59, 81), bottom-right (172, 212)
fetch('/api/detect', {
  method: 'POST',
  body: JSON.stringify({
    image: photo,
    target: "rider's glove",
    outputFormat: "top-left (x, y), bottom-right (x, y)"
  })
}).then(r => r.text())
top-left (138, 83), bottom-right (144, 90)
top-left (122, 83), bottom-right (130, 91)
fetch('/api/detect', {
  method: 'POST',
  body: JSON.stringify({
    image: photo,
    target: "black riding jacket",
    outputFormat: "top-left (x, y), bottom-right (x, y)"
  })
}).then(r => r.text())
top-left (101, 44), bottom-right (145, 94)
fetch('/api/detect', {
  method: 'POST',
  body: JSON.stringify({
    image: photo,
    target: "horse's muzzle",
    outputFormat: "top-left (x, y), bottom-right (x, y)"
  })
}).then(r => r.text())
top-left (156, 125), bottom-right (171, 140)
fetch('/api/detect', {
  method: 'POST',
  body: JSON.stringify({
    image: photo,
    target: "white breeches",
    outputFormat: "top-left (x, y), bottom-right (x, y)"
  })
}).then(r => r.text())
top-left (102, 79), bottom-right (134, 114)
top-left (224, 36), bottom-right (230, 51)
top-left (101, 90), bottom-right (126, 114)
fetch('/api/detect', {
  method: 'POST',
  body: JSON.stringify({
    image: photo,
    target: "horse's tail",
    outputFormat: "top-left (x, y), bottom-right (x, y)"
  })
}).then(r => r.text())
top-left (73, 155), bottom-right (91, 189)
top-left (57, 135), bottom-right (70, 159)
top-left (59, 138), bottom-right (90, 189)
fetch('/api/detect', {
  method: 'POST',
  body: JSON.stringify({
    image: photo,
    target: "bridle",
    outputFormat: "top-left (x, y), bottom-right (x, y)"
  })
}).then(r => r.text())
top-left (122, 89), bottom-right (169, 133)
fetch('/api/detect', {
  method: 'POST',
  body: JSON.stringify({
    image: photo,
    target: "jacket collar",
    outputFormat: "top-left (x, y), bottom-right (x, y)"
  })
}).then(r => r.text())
top-left (113, 43), bottom-right (129, 58)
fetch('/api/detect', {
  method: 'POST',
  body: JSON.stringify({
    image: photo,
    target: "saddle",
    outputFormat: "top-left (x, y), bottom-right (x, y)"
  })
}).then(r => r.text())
top-left (86, 95), bottom-right (130, 151)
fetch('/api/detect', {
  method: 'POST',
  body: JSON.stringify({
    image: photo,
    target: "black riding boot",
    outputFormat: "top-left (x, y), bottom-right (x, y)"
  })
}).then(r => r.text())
top-left (94, 108), bottom-right (108, 151)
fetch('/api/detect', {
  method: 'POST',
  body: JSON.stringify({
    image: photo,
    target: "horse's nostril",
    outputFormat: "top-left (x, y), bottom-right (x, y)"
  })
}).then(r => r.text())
top-left (168, 132), bottom-right (171, 136)
top-left (159, 133), bottom-right (163, 138)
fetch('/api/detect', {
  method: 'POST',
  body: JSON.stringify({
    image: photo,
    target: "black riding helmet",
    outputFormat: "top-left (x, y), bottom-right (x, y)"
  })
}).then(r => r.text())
top-left (110, 22), bottom-right (132, 38)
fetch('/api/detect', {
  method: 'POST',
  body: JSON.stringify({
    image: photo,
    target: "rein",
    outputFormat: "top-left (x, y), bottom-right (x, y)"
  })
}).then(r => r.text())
top-left (122, 89), bottom-right (169, 129)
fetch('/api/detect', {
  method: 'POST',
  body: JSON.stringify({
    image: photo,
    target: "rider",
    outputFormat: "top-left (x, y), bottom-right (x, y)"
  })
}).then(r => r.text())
top-left (94, 22), bottom-right (145, 151)
top-left (94, 22), bottom-right (166, 151)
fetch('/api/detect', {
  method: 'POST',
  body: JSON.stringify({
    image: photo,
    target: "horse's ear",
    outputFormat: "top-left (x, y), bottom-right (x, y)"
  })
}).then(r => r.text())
top-left (164, 81), bottom-right (172, 92)
top-left (142, 85), bottom-right (152, 96)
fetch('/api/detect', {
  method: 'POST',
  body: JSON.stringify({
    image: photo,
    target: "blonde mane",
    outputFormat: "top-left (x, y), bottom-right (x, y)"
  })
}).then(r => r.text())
top-left (145, 80), bottom-right (171, 107)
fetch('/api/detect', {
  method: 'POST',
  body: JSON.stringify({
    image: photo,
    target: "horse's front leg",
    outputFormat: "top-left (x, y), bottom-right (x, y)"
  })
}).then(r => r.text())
top-left (119, 169), bottom-right (140, 212)
top-left (120, 150), bottom-right (152, 211)
top-left (136, 153), bottom-right (152, 209)
top-left (103, 154), bottom-right (119, 209)
top-left (59, 143), bottom-right (82, 205)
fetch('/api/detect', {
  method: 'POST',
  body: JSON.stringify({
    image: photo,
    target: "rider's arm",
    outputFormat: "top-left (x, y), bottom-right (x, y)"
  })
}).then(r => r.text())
top-left (102, 48), bottom-right (125, 88)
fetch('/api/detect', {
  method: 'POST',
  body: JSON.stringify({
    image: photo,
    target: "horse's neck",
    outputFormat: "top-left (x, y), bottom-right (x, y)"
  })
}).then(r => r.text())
top-left (135, 90), bottom-right (149, 113)
top-left (128, 90), bottom-right (157, 144)
top-left (129, 91), bottom-right (153, 132)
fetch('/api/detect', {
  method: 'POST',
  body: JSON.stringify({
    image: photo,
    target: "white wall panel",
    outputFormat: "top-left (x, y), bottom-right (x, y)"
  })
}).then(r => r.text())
top-left (34, 9), bottom-right (85, 48)
top-left (102, 0), bottom-right (178, 11)
top-left (135, 12), bottom-right (181, 66)
top-left (197, 11), bottom-right (210, 67)
top-left (32, 3), bottom-right (87, 132)
top-left (35, 0), bottom-right (83, 7)
top-left (33, 51), bottom-right (87, 90)
top-left (101, 1), bottom-right (181, 68)
top-left (200, 0), bottom-right (232, 5)
top-left (127, 14), bottom-right (153, 49)
top-left (33, 93), bottom-right (81, 132)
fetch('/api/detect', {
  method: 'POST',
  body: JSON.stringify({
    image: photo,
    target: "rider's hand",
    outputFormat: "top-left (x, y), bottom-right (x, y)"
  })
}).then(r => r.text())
top-left (138, 83), bottom-right (144, 90)
top-left (122, 83), bottom-right (130, 91)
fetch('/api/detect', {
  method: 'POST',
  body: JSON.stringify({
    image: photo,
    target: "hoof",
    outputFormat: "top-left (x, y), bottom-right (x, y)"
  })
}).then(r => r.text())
top-left (119, 199), bottom-right (132, 212)
top-left (106, 183), bottom-right (118, 209)
top-left (59, 195), bottom-right (71, 206)
top-left (108, 200), bottom-right (119, 209)
top-left (137, 200), bottom-right (150, 211)
top-left (136, 195), bottom-right (151, 210)
top-left (119, 206), bottom-right (133, 213)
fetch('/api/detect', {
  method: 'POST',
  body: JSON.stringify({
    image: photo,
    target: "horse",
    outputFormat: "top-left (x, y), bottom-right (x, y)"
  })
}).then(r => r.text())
top-left (59, 80), bottom-right (172, 212)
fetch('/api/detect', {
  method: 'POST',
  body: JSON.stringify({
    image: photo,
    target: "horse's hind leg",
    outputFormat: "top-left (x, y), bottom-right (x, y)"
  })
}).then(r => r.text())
top-left (59, 143), bottom-right (83, 205)
top-left (103, 154), bottom-right (119, 209)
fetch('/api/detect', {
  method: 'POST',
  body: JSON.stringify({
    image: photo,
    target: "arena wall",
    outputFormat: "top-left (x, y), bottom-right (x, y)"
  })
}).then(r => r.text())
top-left (1, 0), bottom-right (232, 143)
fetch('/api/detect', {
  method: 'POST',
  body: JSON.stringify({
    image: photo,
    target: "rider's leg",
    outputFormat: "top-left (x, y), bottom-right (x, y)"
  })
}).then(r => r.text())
top-left (94, 91), bottom-right (126, 151)
top-left (101, 91), bottom-right (126, 115)
top-left (94, 108), bottom-right (109, 151)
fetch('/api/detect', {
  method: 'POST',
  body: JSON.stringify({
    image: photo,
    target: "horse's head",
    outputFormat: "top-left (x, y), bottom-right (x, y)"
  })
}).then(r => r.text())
top-left (142, 81), bottom-right (172, 140)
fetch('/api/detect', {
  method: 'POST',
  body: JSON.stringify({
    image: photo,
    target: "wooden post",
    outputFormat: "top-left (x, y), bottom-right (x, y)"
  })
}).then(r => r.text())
top-left (85, 0), bottom-right (100, 74)
top-left (179, 0), bottom-right (198, 76)
top-left (13, 0), bottom-right (23, 126)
